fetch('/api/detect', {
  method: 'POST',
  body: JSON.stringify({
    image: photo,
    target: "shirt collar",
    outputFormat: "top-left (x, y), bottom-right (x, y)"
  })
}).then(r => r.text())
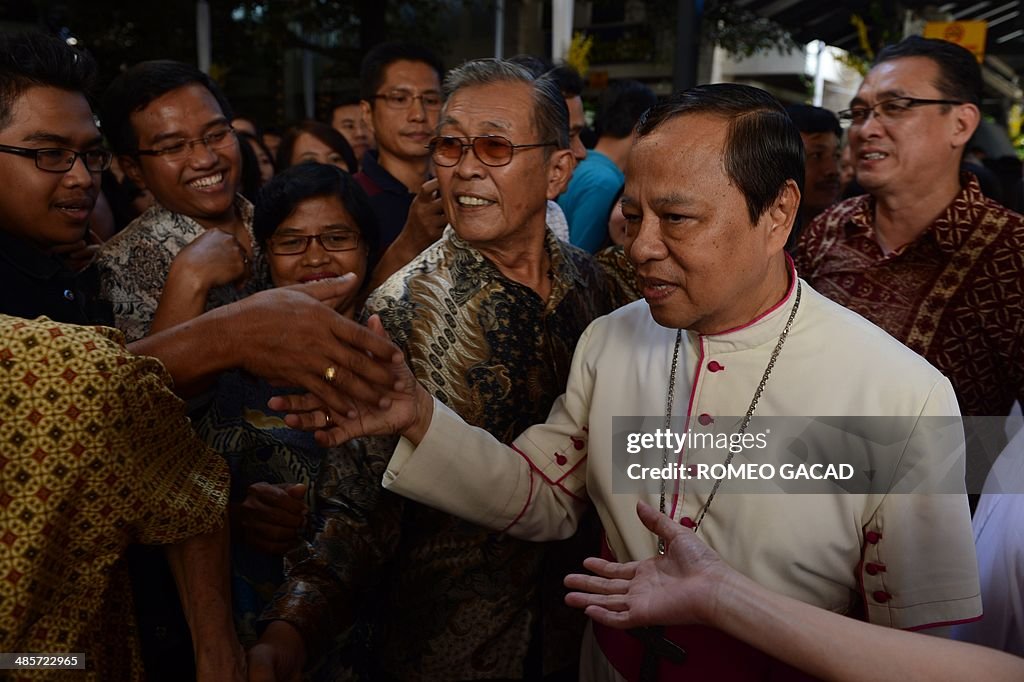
top-left (0, 229), bottom-right (72, 280)
top-left (359, 150), bottom-right (412, 195)
top-left (842, 172), bottom-right (984, 254)
top-left (693, 254), bottom-right (801, 352)
top-left (445, 222), bottom-right (586, 304)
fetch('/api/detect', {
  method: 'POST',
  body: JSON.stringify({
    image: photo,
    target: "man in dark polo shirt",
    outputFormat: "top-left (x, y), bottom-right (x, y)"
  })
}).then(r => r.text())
top-left (356, 43), bottom-right (449, 288)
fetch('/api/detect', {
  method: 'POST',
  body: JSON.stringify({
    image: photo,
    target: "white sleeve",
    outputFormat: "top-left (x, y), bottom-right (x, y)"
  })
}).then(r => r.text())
top-left (382, 324), bottom-right (599, 540)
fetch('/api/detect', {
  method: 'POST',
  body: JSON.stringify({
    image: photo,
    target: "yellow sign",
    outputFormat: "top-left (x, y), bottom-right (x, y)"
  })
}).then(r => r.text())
top-left (924, 21), bottom-right (987, 62)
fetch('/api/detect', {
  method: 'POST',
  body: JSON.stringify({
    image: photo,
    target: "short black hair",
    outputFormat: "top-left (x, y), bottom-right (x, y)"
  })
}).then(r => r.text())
top-left (254, 162), bottom-right (381, 275)
top-left (596, 80), bottom-right (657, 139)
top-left (101, 60), bottom-right (234, 155)
top-left (507, 54), bottom-right (584, 98)
top-left (275, 120), bottom-right (357, 173)
top-left (330, 91), bottom-right (362, 112)
top-left (875, 35), bottom-right (981, 106)
top-left (359, 42), bottom-right (443, 103)
top-left (0, 32), bottom-right (97, 131)
top-left (637, 83), bottom-right (804, 225)
top-left (784, 104), bottom-right (841, 138)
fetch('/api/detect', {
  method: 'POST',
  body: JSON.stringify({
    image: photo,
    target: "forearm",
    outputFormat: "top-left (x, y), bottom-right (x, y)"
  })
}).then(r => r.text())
top-left (128, 303), bottom-right (236, 395)
top-left (385, 398), bottom-right (586, 540)
top-left (713, 572), bottom-right (1023, 682)
top-left (149, 265), bottom-right (212, 335)
top-left (164, 515), bottom-right (244, 681)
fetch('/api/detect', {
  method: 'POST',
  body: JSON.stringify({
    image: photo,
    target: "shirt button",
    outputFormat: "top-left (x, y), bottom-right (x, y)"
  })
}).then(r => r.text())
top-left (680, 517), bottom-right (695, 528)
top-left (63, 289), bottom-right (75, 301)
top-left (872, 590), bottom-right (892, 603)
top-left (865, 562), bottom-right (886, 575)
top-left (864, 530), bottom-right (881, 544)
top-left (698, 413), bottom-right (714, 426)
top-left (707, 361), bottom-right (725, 372)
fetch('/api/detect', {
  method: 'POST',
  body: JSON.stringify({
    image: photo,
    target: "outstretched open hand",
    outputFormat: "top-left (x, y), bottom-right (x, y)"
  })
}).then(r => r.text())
top-left (563, 501), bottom-right (732, 629)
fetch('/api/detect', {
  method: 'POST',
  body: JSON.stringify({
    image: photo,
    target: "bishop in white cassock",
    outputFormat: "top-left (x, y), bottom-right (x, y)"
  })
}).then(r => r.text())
top-left (295, 84), bottom-right (981, 682)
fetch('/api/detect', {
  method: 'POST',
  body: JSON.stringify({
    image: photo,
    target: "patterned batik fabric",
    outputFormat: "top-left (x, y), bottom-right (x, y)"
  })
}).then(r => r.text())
top-left (0, 316), bottom-right (229, 681)
top-left (95, 196), bottom-right (268, 342)
top-left (262, 227), bottom-right (618, 681)
top-left (795, 173), bottom-right (1024, 417)
top-left (194, 371), bottom-right (325, 645)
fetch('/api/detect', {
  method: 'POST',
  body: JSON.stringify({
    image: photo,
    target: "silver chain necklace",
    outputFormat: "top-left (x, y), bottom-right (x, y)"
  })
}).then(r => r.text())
top-left (658, 282), bottom-right (802, 554)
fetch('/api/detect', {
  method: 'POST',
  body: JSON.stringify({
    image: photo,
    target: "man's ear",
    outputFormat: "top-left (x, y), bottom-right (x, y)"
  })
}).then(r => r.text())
top-left (360, 100), bottom-right (376, 136)
top-left (951, 103), bottom-right (981, 150)
top-left (118, 154), bottom-right (147, 191)
top-left (545, 149), bottom-right (575, 200)
top-left (764, 178), bottom-right (800, 252)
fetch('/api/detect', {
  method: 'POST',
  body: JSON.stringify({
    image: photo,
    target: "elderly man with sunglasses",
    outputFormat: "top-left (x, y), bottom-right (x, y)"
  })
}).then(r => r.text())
top-left (795, 36), bottom-right (1024, 427)
top-left (249, 59), bottom-right (619, 681)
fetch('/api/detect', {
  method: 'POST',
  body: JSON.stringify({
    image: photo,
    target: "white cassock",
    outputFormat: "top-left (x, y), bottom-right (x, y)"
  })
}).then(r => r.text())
top-left (382, 274), bottom-right (981, 681)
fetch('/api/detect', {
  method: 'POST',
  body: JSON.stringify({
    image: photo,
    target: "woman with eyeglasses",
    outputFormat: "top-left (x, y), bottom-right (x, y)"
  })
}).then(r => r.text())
top-left (194, 162), bottom-right (380, 650)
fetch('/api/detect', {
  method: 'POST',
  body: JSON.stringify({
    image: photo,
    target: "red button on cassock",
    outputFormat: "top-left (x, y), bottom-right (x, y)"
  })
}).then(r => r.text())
top-left (680, 517), bottom-right (696, 528)
top-left (698, 413), bottom-right (714, 426)
top-left (865, 531), bottom-right (881, 544)
top-left (708, 361), bottom-right (725, 372)
top-left (872, 590), bottom-right (892, 603)
top-left (865, 562), bottom-right (886, 575)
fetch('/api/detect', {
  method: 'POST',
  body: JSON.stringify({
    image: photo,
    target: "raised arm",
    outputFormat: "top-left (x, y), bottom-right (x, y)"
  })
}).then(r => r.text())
top-left (128, 276), bottom-right (404, 413)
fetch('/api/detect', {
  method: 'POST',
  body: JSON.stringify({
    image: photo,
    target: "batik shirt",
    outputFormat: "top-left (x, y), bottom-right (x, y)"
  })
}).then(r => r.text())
top-left (262, 227), bottom-right (618, 681)
top-left (795, 173), bottom-right (1024, 417)
top-left (95, 196), bottom-right (267, 341)
top-left (0, 316), bottom-right (229, 681)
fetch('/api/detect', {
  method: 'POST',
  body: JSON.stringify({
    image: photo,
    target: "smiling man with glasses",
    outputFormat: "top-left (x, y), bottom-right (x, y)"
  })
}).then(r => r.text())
top-left (94, 60), bottom-right (264, 342)
top-left (796, 36), bottom-right (1024, 425)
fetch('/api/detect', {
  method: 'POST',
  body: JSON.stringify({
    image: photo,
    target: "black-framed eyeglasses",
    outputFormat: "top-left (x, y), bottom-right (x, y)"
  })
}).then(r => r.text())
top-left (428, 135), bottom-right (557, 168)
top-left (373, 91), bottom-right (443, 111)
top-left (268, 231), bottom-right (362, 255)
top-left (0, 143), bottom-right (112, 173)
top-left (136, 126), bottom-right (237, 163)
top-left (837, 97), bottom-right (966, 125)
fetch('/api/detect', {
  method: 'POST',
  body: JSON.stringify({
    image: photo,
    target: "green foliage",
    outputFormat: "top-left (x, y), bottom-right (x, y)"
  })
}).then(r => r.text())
top-left (702, 0), bottom-right (799, 57)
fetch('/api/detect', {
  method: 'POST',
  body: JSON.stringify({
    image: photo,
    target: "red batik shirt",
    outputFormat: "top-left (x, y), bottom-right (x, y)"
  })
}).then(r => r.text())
top-left (795, 174), bottom-right (1024, 417)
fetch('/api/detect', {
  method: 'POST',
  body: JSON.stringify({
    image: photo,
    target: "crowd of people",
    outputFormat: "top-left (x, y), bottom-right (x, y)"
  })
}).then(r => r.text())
top-left (0, 25), bottom-right (1022, 682)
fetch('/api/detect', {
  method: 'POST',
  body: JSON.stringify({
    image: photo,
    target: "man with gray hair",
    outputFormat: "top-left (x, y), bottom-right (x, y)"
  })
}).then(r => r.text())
top-left (249, 58), bottom-right (618, 681)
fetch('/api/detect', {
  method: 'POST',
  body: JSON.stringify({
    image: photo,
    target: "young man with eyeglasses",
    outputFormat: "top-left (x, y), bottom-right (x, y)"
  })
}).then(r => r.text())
top-left (0, 35), bottom-right (113, 323)
top-left (94, 60), bottom-right (264, 341)
top-left (795, 36), bottom-right (1024, 423)
top-left (354, 42), bottom-right (453, 292)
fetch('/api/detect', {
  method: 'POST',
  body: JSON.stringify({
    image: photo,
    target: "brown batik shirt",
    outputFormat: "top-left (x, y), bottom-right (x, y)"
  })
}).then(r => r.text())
top-left (795, 173), bottom-right (1024, 417)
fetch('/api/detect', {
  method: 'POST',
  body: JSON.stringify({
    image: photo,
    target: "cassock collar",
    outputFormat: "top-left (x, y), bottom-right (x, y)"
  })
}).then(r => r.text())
top-left (689, 253), bottom-right (801, 353)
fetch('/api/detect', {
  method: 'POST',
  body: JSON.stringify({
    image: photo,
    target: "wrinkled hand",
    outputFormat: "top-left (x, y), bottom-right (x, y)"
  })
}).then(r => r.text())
top-left (403, 177), bottom-right (447, 248)
top-left (563, 501), bottom-right (731, 629)
top-left (235, 483), bottom-right (308, 555)
top-left (267, 315), bottom-right (430, 447)
top-left (171, 227), bottom-right (250, 290)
